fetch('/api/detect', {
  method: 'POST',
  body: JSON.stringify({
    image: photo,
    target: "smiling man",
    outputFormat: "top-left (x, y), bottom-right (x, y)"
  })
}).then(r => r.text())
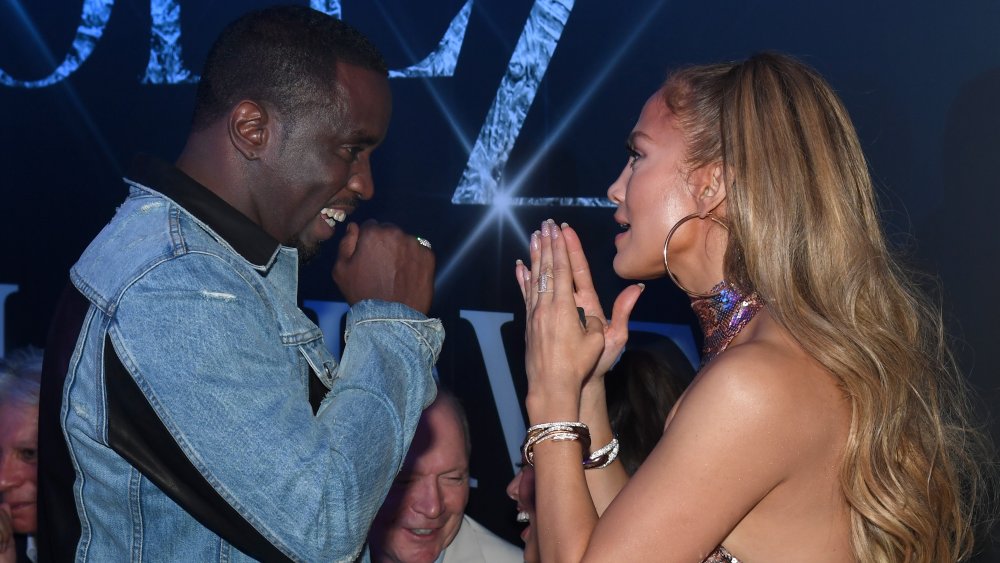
top-left (369, 390), bottom-right (521, 563)
top-left (0, 348), bottom-right (42, 563)
top-left (37, 6), bottom-right (441, 563)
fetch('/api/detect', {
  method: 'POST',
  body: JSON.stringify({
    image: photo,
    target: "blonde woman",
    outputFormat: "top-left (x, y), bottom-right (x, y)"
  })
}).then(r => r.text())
top-left (514, 52), bottom-right (991, 562)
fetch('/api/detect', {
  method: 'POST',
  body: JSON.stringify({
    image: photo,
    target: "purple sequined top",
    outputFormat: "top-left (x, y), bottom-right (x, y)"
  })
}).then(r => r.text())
top-left (703, 545), bottom-right (740, 562)
top-left (690, 280), bottom-right (763, 366)
top-left (690, 282), bottom-right (757, 562)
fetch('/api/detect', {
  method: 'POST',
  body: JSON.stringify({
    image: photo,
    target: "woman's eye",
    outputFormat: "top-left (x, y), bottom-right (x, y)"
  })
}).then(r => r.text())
top-left (626, 145), bottom-right (641, 168)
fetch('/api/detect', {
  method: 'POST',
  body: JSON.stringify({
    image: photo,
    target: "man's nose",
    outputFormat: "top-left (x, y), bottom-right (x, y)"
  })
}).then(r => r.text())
top-left (410, 479), bottom-right (443, 518)
top-left (506, 471), bottom-right (522, 501)
top-left (347, 155), bottom-right (375, 201)
top-left (0, 455), bottom-right (20, 492)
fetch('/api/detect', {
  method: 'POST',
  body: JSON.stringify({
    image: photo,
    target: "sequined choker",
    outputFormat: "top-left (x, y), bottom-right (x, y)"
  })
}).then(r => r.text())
top-left (690, 281), bottom-right (763, 366)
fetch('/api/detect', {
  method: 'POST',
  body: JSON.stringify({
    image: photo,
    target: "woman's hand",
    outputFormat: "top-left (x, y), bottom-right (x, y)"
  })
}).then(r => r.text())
top-left (517, 223), bottom-right (643, 389)
top-left (558, 224), bottom-right (644, 385)
top-left (516, 220), bottom-right (606, 421)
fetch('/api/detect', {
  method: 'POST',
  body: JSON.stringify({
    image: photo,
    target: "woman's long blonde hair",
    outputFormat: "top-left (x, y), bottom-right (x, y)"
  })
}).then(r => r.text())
top-left (662, 52), bottom-right (993, 562)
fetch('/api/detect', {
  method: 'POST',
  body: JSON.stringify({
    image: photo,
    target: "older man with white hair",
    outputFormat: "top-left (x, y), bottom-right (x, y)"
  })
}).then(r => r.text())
top-left (369, 389), bottom-right (521, 563)
top-left (0, 347), bottom-right (43, 563)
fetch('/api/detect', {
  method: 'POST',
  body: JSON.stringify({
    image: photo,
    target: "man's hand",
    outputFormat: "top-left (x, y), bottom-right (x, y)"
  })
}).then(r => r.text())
top-left (332, 220), bottom-right (435, 315)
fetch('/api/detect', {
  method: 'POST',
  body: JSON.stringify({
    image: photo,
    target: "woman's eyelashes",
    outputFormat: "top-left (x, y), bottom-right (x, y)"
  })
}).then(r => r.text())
top-left (626, 144), bottom-right (641, 168)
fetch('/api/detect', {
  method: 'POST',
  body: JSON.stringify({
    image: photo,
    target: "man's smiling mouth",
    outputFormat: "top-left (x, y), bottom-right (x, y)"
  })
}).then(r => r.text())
top-left (321, 207), bottom-right (347, 227)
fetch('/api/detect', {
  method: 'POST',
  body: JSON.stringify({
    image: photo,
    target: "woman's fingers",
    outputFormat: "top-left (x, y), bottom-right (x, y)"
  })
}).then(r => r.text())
top-left (526, 229), bottom-right (541, 311)
top-left (536, 220), bottom-right (555, 302)
top-left (596, 284), bottom-right (645, 374)
top-left (560, 224), bottom-right (603, 312)
top-left (583, 313), bottom-right (606, 338)
top-left (515, 259), bottom-right (529, 303)
top-left (581, 313), bottom-right (609, 369)
top-left (521, 219), bottom-right (607, 402)
top-left (549, 220), bottom-right (576, 301)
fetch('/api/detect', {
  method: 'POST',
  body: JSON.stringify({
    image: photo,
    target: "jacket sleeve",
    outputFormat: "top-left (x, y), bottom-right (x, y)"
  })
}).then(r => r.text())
top-left (108, 252), bottom-right (442, 562)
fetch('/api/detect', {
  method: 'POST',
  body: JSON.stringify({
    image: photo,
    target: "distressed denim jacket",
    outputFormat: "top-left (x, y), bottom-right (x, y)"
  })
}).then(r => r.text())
top-left (62, 164), bottom-right (442, 562)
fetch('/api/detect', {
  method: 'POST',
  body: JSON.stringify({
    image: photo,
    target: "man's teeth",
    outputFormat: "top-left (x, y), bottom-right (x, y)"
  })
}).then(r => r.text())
top-left (410, 529), bottom-right (434, 536)
top-left (516, 511), bottom-right (530, 523)
top-left (321, 208), bottom-right (347, 228)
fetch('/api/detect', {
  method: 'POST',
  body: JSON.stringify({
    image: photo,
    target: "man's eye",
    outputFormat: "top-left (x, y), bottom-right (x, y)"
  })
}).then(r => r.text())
top-left (19, 448), bottom-right (38, 464)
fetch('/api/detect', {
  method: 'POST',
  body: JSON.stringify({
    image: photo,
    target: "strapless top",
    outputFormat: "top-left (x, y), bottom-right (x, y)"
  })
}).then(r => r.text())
top-left (703, 545), bottom-right (740, 562)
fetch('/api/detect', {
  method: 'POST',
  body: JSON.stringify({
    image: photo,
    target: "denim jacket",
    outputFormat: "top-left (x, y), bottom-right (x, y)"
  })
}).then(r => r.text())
top-left (62, 163), bottom-right (442, 562)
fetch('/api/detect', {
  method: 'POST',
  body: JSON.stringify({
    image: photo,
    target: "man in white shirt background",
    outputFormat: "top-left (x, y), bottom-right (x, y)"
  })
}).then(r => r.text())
top-left (369, 389), bottom-right (522, 563)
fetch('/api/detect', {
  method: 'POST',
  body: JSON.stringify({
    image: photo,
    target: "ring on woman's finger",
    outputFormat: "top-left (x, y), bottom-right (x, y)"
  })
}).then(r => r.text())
top-left (416, 236), bottom-right (433, 250)
top-left (537, 272), bottom-right (554, 293)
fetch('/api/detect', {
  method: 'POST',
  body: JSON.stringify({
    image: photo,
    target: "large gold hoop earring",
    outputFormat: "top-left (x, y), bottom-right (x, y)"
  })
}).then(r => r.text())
top-left (662, 212), bottom-right (729, 298)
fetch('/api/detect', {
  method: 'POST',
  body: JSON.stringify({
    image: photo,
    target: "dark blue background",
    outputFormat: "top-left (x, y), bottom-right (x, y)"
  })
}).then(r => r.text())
top-left (2, 0), bottom-right (998, 556)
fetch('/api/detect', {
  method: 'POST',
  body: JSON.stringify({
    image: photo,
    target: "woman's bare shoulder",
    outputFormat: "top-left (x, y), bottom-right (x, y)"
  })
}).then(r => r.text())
top-left (596, 324), bottom-right (846, 560)
top-left (692, 339), bottom-right (804, 404)
top-left (593, 317), bottom-right (854, 561)
top-left (680, 326), bottom-right (848, 449)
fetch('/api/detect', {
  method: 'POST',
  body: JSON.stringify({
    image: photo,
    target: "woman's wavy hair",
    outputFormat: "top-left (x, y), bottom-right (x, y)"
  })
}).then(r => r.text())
top-left (661, 52), bottom-right (994, 562)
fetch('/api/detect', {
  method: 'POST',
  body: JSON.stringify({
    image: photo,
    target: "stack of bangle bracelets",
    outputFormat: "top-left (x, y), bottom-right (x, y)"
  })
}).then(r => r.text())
top-left (521, 422), bottom-right (620, 470)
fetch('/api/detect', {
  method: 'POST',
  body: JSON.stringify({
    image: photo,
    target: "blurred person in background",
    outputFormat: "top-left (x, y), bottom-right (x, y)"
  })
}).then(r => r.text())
top-left (371, 389), bottom-right (521, 563)
top-left (0, 348), bottom-right (43, 563)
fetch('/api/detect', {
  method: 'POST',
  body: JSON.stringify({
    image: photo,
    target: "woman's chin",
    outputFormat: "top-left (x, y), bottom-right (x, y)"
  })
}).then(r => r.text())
top-left (612, 257), bottom-right (657, 281)
top-left (612, 255), bottom-right (630, 278)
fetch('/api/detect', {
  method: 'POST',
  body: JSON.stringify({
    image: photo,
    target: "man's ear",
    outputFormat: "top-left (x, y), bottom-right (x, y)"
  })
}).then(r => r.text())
top-left (691, 161), bottom-right (727, 217)
top-left (229, 100), bottom-right (269, 161)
